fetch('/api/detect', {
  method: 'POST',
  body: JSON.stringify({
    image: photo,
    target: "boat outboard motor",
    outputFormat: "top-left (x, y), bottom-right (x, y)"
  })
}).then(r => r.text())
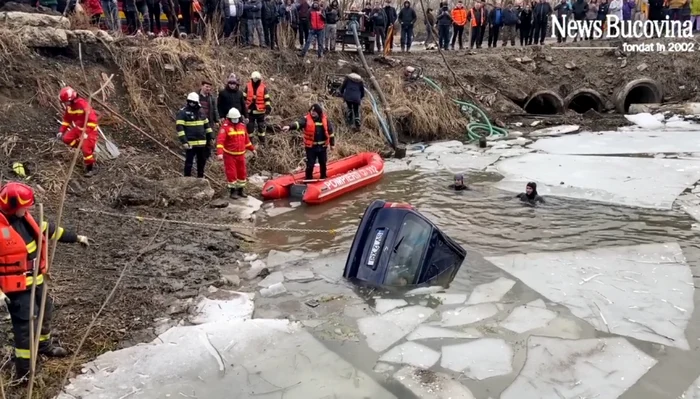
top-left (343, 199), bottom-right (467, 287)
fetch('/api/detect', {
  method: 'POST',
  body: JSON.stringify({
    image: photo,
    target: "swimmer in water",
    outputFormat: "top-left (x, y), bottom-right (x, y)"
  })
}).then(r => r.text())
top-left (517, 182), bottom-right (545, 204)
top-left (448, 174), bottom-right (469, 191)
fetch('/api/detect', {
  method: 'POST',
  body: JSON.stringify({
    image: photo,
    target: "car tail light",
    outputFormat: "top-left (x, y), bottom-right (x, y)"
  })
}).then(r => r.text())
top-left (383, 202), bottom-right (414, 209)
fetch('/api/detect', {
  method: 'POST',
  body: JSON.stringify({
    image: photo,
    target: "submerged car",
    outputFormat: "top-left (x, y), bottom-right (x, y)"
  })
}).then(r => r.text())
top-left (343, 200), bottom-right (467, 287)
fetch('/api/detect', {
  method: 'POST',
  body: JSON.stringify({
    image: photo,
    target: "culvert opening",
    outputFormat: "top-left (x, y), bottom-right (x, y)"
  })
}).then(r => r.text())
top-left (623, 84), bottom-right (660, 113)
top-left (524, 93), bottom-right (563, 115)
top-left (567, 92), bottom-right (603, 114)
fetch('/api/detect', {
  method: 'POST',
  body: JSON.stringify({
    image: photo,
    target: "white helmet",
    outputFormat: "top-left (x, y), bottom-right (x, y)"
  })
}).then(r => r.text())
top-left (227, 108), bottom-right (241, 120)
top-left (251, 71), bottom-right (262, 81)
top-left (186, 92), bottom-right (200, 104)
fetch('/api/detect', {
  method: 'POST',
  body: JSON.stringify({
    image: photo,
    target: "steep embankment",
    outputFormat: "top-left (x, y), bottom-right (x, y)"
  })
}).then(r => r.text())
top-left (0, 9), bottom-right (699, 398)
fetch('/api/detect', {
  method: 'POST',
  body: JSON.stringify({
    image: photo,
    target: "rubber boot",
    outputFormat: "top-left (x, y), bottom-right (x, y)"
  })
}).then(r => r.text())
top-left (229, 188), bottom-right (237, 199)
top-left (84, 164), bottom-right (97, 177)
top-left (14, 358), bottom-right (30, 382)
top-left (40, 342), bottom-right (68, 357)
top-left (237, 187), bottom-right (248, 198)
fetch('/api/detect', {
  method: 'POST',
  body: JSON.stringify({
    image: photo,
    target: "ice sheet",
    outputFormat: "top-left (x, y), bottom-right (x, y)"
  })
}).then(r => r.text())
top-left (375, 299), bottom-right (409, 314)
top-left (465, 277), bottom-right (516, 304)
top-left (501, 336), bottom-right (657, 399)
top-left (499, 301), bottom-right (557, 333)
top-left (188, 291), bottom-right (254, 325)
top-left (283, 269), bottom-right (316, 282)
top-left (430, 293), bottom-right (467, 305)
top-left (529, 124), bottom-right (580, 137)
top-left (682, 374), bottom-right (700, 398)
top-left (494, 153), bottom-right (700, 209)
top-left (258, 271), bottom-right (284, 288)
top-left (440, 303), bottom-right (499, 327)
top-left (440, 338), bottom-right (514, 380)
top-left (378, 342), bottom-right (441, 368)
top-left (406, 325), bottom-right (483, 341)
top-left (529, 130), bottom-right (700, 155)
top-left (61, 320), bottom-right (396, 399)
top-left (393, 367), bottom-right (476, 399)
top-left (358, 306), bottom-right (435, 352)
top-left (486, 243), bottom-right (694, 349)
top-left (625, 113), bottom-right (665, 129)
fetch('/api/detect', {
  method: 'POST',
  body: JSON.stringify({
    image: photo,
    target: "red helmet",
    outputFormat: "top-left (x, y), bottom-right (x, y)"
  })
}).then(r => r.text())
top-left (59, 86), bottom-right (78, 103)
top-left (0, 182), bottom-right (35, 215)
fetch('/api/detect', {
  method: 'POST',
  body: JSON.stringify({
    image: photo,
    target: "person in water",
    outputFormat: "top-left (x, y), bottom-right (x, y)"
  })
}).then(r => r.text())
top-left (448, 174), bottom-right (469, 191)
top-left (517, 182), bottom-right (545, 204)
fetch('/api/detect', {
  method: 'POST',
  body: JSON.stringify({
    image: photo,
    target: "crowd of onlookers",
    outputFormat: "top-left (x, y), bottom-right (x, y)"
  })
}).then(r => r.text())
top-left (26, 0), bottom-right (700, 49)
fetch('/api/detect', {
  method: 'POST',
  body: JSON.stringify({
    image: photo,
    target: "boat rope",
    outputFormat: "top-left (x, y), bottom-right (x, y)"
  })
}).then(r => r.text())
top-left (78, 208), bottom-right (351, 235)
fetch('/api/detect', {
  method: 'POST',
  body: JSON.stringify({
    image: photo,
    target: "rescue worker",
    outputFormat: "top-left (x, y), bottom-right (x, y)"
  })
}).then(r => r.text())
top-left (448, 174), bottom-right (468, 191)
top-left (57, 86), bottom-right (100, 177)
top-left (281, 103), bottom-right (335, 181)
top-left (216, 108), bottom-right (257, 198)
top-left (517, 181), bottom-right (545, 204)
top-left (176, 92), bottom-right (214, 178)
top-left (243, 71), bottom-right (272, 144)
top-left (0, 182), bottom-right (90, 379)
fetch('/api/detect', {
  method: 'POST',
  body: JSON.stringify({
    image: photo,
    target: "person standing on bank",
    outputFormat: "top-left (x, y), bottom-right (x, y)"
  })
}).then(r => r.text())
top-left (176, 92), bottom-right (214, 178)
top-left (198, 80), bottom-right (219, 127)
top-left (281, 104), bottom-right (335, 180)
top-left (243, 71), bottom-right (272, 143)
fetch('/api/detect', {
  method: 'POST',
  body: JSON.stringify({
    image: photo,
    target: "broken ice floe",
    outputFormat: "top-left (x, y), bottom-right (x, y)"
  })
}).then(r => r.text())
top-left (682, 374), bottom-right (700, 398)
top-left (499, 299), bottom-right (557, 334)
top-left (374, 299), bottom-right (408, 314)
top-left (465, 277), bottom-right (515, 304)
top-left (257, 271), bottom-right (284, 288)
top-left (393, 367), bottom-right (476, 399)
top-left (429, 293), bottom-right (467, 305)
top-left (530, 130), bottom-right (700, 155)
top-left (61, 320), bottom-right (397, 399)
top-left (501, 336), bottom-right (657, 399)
top-left (440, 338), bottom-right (513, 379)
top-left (439, 303), bottom-right (499, 327)
top-left (386, 140), bottom-right (501, 174)
top-left (266, 249), bottom-right (319, 268)
top-left (188, 290), bottom-right (254, 325)
top-left (494, 153), bottom-right (700, 209)
top-left (528, 124), bottom-right (580, 137)
top-left (406, 325), bottom-right (482, 341)
top-left (283, 269), bottom-right (316, 282)
top-left (486, 243), bottom-right (694, 349)
top-left (378, 342), bottom-right (441, 368)
top-left (358, 306), bottom-right (435, 352)
top-left (625, 113), bottom-right (665, 129)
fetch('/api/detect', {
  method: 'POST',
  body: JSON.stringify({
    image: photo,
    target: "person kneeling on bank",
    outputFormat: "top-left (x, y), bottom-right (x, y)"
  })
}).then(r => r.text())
top-left (281, 103), bottom-right (335, 180)
top-left (217, 108), bottom-right (256, 198)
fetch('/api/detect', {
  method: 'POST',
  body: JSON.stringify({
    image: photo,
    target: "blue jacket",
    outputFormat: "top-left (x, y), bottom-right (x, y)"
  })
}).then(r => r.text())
top-left (502, 8), bottom-right (518, 25)
top-left (340, 74), bottom-right (365, 105)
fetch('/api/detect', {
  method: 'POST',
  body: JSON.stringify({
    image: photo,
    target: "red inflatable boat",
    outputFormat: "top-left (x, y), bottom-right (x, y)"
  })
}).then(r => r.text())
top-left (262, 152), bottom-right (384, 205)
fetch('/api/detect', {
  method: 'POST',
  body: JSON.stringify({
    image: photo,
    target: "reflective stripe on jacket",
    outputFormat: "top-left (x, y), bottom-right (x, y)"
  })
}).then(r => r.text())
top-left (216, 120), bottom-right (255, 156)
top-left (303, 113), bottom-right (330, 147)
top-left (59, 97), bottom-right (99, 134)
top-left (244, 81), bottom-right (270, 114)
top-left (175, 106), bottom-right (213, 147)
top-left (0, 212), bottom-right (46, 294)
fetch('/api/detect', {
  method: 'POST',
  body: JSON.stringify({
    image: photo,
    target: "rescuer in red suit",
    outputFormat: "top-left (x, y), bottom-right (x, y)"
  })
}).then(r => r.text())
top-left (57, 86), bottom-right (100, 177)
top-left (216, 108), bottom-right (257, 198)
top-left (0, 182), bottom-right (90, 379)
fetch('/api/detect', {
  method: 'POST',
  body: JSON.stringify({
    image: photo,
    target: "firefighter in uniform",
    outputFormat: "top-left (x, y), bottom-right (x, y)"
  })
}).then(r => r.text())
top-left (242, 71), bottom-right (271, 144)
top-left (216, 108), bottom-right (257, 198)
top-left (281, 103), bottom-right (335, 181)
top-left (176, 92), bottom-right (214, 178)
top-left (0, 182), bottom-right (90, 379)
top-left (57, 86), bottom-right (100, 177)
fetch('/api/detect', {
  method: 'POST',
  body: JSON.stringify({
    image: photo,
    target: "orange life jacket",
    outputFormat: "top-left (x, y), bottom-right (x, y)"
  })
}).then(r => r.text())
top-left (0, 212), bottom-right (46, 294)
top-left (469, 8), bottom-right (485, 27)
top-left (452, 7), bottom-right (467, 26)
top-left (216, 120), bottom-right (255, 156)
top-left (303, 113), bottom-right (330, 148)
top-left (245, 81), bottom-right (267, 112)
top-left (310, 10), bottom-right (325, 30)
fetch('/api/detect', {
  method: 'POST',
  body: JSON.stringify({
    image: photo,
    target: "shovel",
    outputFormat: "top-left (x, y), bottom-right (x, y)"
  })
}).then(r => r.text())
top-left (97, 126), bottom-right (120, 159)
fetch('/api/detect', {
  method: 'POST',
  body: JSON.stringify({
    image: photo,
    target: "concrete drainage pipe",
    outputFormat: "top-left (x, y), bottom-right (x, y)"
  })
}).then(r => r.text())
top-left (613, 78), bottom-right (663, 114)
top-left (523, 90), bottom-right (565, 115)
top-left (564, 89), bottom-right (605, 114)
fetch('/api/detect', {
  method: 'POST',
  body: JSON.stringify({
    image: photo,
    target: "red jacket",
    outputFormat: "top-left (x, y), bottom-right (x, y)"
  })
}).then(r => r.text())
top-left (84, 0), bottom-right (103, 16)
top-left (310, 10), bottom-right (325, 30)
top-left (59, 97), bottom-right (99, 134)
top-left (216, 120), bottom-right (255, 156)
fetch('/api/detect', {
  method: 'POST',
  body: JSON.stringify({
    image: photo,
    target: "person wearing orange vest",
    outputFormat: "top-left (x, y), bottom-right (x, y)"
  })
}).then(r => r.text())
top-left (450, 0), bottom-right (467, 49)
top-left (467, 1), bottom-right (486, 48)
top-left (281, 103), bottom-right (335, 180)
top-left (0, 182), bottom-right (90, 380)
top-left (300, 1), bottom-right (326, 58)
top-left (216, 108), bottom-right (257, 198)
top-left (57, 86), bottom-right (100, 177)
top-left (242, 71), bottom-right (272, 144)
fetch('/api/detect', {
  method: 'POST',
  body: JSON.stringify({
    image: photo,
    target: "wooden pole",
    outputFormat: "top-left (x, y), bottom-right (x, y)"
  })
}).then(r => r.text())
top-left (26, 204), bottom-right (43, 399)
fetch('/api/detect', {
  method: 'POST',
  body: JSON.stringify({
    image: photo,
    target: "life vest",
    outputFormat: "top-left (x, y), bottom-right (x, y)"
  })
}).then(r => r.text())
top-left (0, 212), bottom-right (46, 294)
top-left (310, 10), bottom-right (325, 30)
top-left (245, 81), bottom-right (267, 112)
top-left (469, 8), bottom-right (485, 26)
top-left (303, 113), bottom-right (330, 148)
top-left (452, 7), bottom-right (467, 26)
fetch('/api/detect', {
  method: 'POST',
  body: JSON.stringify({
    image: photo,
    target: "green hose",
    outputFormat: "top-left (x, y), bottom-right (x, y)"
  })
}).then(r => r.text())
top-left (421, 76), bottom-right (508, 142)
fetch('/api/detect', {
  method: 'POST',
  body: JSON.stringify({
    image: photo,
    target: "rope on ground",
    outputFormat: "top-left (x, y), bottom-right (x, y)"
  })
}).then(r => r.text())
top-left (77, 208), bottom-right (349, 235)
top-left (58, 216), bottom-right (168, 392)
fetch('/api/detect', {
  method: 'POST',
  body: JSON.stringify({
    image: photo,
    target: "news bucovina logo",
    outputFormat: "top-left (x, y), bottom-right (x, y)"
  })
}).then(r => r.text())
top-left (551, 15), bottom-right (695, 52)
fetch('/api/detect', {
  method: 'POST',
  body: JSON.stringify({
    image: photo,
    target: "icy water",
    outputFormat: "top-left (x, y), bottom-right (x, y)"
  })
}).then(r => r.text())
top-left (254, 170), bottom-right (700, 399)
